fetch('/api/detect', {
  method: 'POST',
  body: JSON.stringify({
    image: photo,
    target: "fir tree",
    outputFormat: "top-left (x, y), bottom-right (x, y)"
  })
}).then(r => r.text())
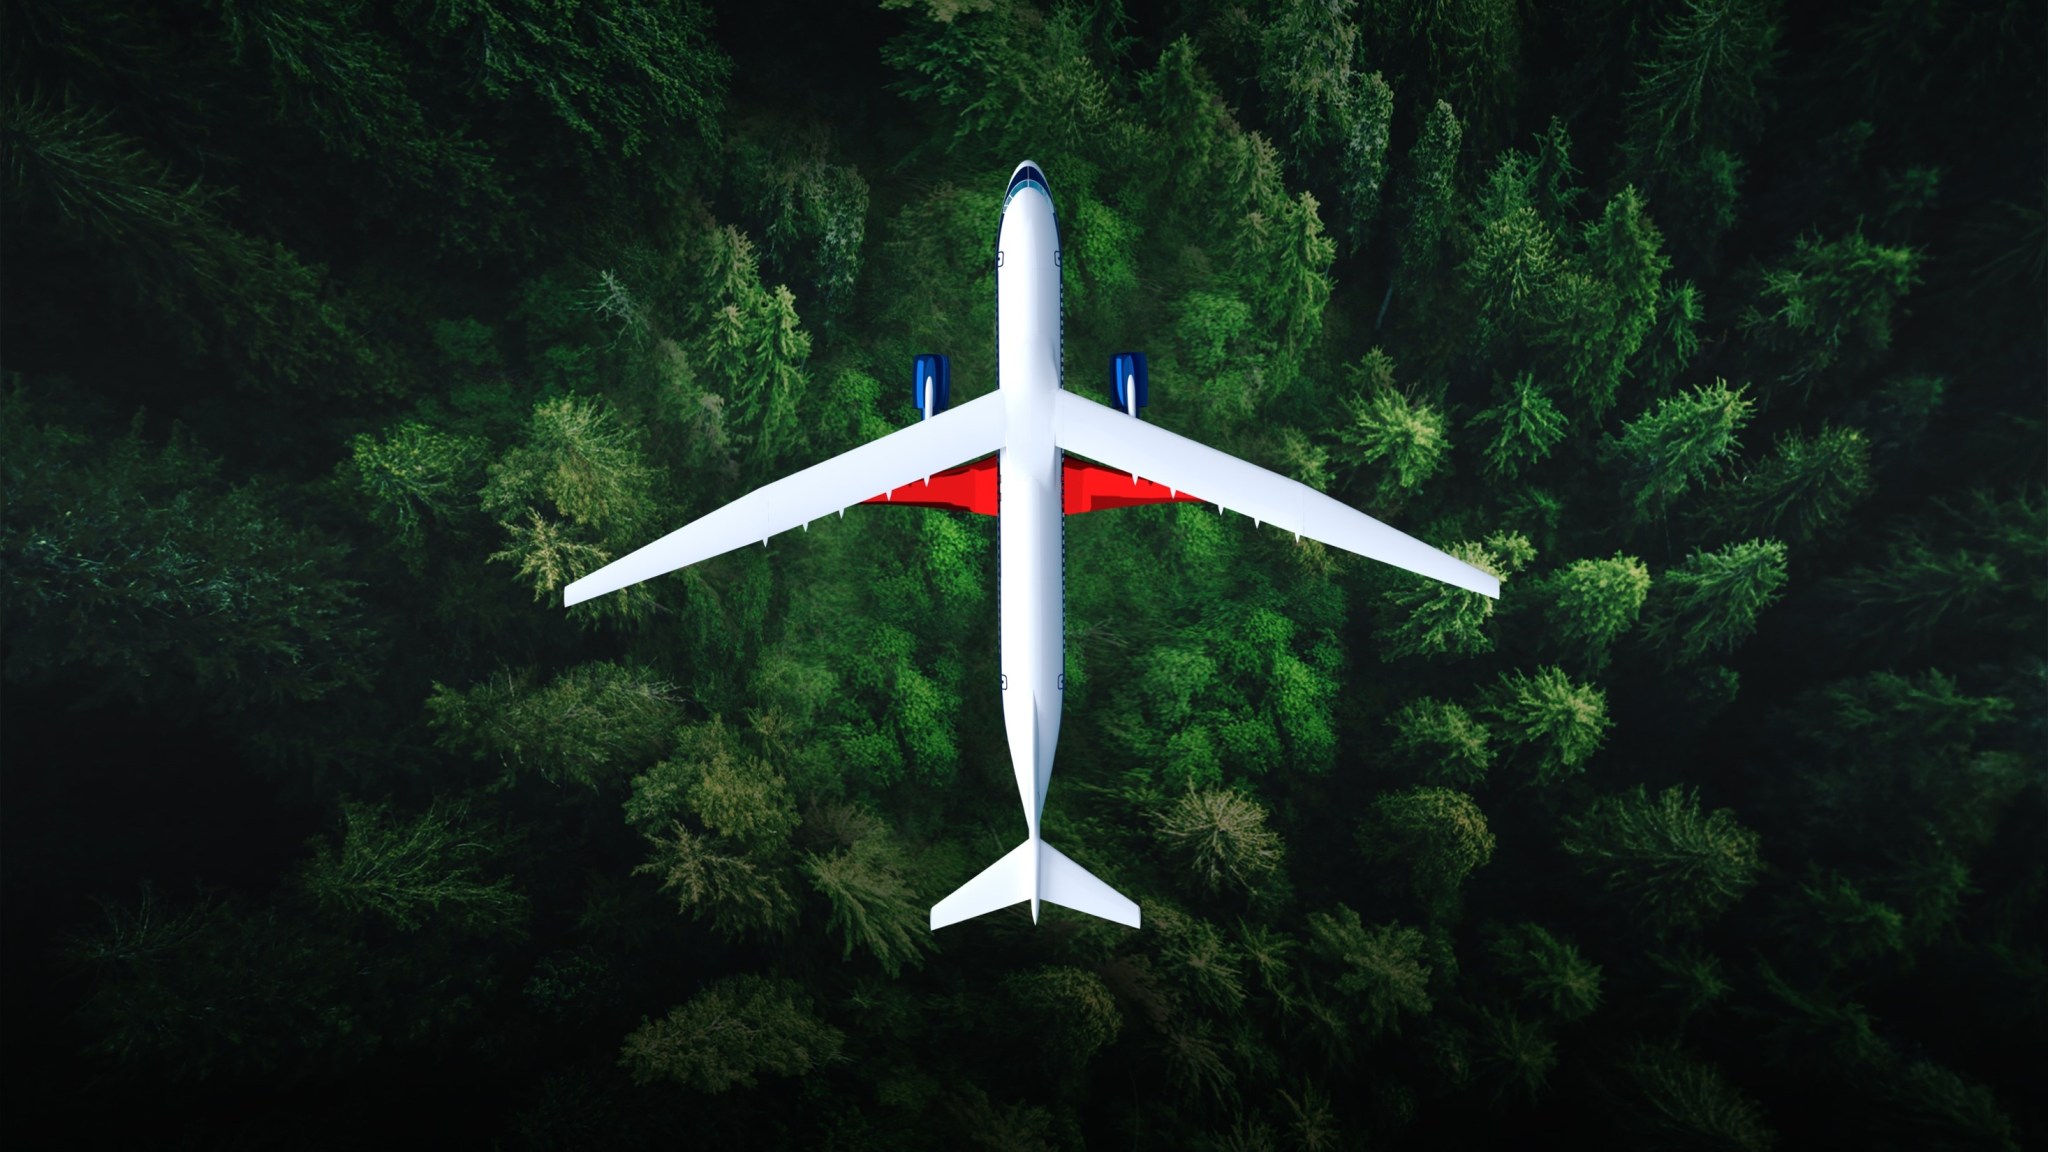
top-left (1358, 787), bottom-right (1496, 913)
top-left (1562, 786), bottom-right (1764, 933)
top-left (1642, 538), bottom-right (1788, 664)
top-left (619, 975), bottom-right (843, 1093)
top-left (1611, 379), bottom-right (1755, 523)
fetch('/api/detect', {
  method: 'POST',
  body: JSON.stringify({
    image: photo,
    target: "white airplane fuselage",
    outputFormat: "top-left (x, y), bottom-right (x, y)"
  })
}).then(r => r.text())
top-left (994, 162), bottom-right (1064, 922)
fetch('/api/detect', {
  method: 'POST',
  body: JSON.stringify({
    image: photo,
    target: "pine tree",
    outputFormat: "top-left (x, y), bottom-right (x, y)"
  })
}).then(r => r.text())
top-left (1710, 425), bottom-right (1872, 544)
top-left (1484, 666), bottom-right (1613, 783)
top-left (1390, 100), bottom-right (1463, 311)
top-left (618, 975), bottom-right (843, 1092)
top-left (1641, 538), bottom-right (1788, 664)
top-left (1562, 785), bottom-right (1764, 933)
top-left (1257, 0), bottom-right (1361, 165)
top-left (1540, 554), bottom-right (1652, 673)
top-left (1331, 349), bottom-right (1449, 506)
top-left (1338, 71), bottom-right (1395, 253)
top-left (427, 663), bottom-right (681, 790)
top-left (803, 830), bottom-right (933, 977)
top-left (1375, 531), bottom-right (1534, 661)
top-left (1304, 905), bottom-right (1434, 1040)
top-left (346, 420), bottom-right (487, 557)
top-left (296, 799), bottom-right (528, 935)
top-left (1611, 379), bottom-right (1755, 523)
top-left (1473, 372), bottom-right (1568, 480)
top-left (1005, 966), bottom-right (1124, 1066)
top-left (1488, 923), bottom-right (1603, 1022)
top-left (1156, 788), bottom-right (1287, 895)
top-left (1386, 698), bottom-right (1494, 788)
top-left (1358, 787), bottom-right (1496, 913)
top-left (1739, 231), bottom-right (1922, 392)
top-left (1610, 1045), bottom-right (1778, 1152)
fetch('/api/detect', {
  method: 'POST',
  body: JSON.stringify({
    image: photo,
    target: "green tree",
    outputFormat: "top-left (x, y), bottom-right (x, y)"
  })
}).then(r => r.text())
top-left (1006, 966), bottom-right (1124, 1066)
top-left (428, 662), bottom-right (680, 790)
top-left (1611, 379), bottom-right (1755, 522)
top-left (1358, 787), bottom-right (1496, 913)
top-left (1390, 100), bottom-right (1463, 310)
top-left (1258, 0), bottom-right (1361, 165)
top-left (619, 975), bottom-right (843, 1093)
top-left (1, 391), bottom-right (370, 711)
top-left (1375, 531), bottom-right (1533, 661)
top-left (1540, 554), bottom-right (1652, 672)
top-left (1709, 425), bottom-right (1872, 543)
top-left (346, 420), bottom-right (488, 558)
top-left (1739, 231), bottom-right (1921, 392)
top-left (1330, 349), bottom-right (1449, 507)
top-left (1641, 538), bottom-right (1789, 664)
top-left (803, 828), bottom-right (933, 978)
top-left (1474, 1008), bottom-right (1556, 1103)
top-left (1488, 923), bottom-right (1603, 1022)
top-left (481, 394), bottom-right (660, 619)
top-left (1610, 1045), bottom-right (1778, 1152)
top-left (1386, 698), bottom-right (1494, 788)
top-left (1338, 70), bottom-right (1396, 253)
top-left (1304, 905), bottom-right (1434, 1041)
top-left (1622, 0), bottom-right (1781, 173)
top-left (1155, 788), bottom-right (1287, 896)
top-left (1484, 666), bottom-right (1611, 782)
top-left (1472, 372), bottom-right (1568, 480)
top-left (1562, 785), bottom-right (1764, 933)
top-left (296, 799), bottom-right (527, 935)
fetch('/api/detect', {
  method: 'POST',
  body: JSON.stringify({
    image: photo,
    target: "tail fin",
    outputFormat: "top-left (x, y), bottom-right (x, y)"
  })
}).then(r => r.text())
top-left (1040, 840), bottom-right (1141, 927)
top-left (928, 838), bottom-right (1141, 930)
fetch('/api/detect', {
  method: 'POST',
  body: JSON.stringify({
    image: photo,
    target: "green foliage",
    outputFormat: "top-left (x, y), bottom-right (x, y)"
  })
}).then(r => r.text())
top-left (428, 662), bottom-right (681, 790)
top-left (1, 391), bottom-right (371, 710)
top-left (1642, 538), bottom-right (1789, 663)
top-left (1006, 966), bottom-right (1124, 1066)
top-left (1392, 100), bottom-right (1464, 302)
top-left (618, 975), bottom-right (843, 1093)
top-left (1611, 1045), bottom-right (1778, 1152)
top-left (1474, 1008), bottom-right (1556, 1103)
top-left (626, 720), bottom-right (800, 846)
top-left (1622, 0), bottom-right (1782, 171)
top-left (1488, 923), bottom-right (1603, 1022)
top-left (1375, 531), bottom-right (1533, 661)
top-left (1540, 553), bottom-right (1652, 672)
top-left (1358, 787), bottom-right (1496, 912)
top-left (1740, 232), bottom-right (1922, 390)
top-left (1155, 788), bottom-right (1287, 896)
top-left (1472, 372), bottom-right (1568, 480)
top-left (1710, 425), bottom-right (1872, 543)
top-left (347, 420), bottom-right (487, 555)
top-left (1824, 489), bottom-right (2044, 652)
top-left (1331, 349), bottom-right (1449, 506)
top-left (1258, 0), bottom-right (1361, 163)
top-left (1563, 786), bottom-right (1764, 933)
top-left (1612, 379), bottom-right (1755, 522)
top-left (634, 821), bottom-right (801, 940)
top-left (482, 394), bottom-right (660, 619)
top-left (1304, 906), bottom-right (1434, 1041)
top-left (1484, 666), bottom-right (1612, 781)
top-left (1386, 698), bottom-right (1494, 788)
top-left (1338, 71), bottom-right (1395, 252)
top-left (296, 799), bottom-right (527, 934)
top-left (803, 827), bottom-right (933, 978)
top-left (1780, 869), bottom-right (1906, 969)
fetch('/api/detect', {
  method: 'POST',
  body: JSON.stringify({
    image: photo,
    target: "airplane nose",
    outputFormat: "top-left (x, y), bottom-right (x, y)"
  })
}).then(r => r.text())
top-left (1005, 162), bottom-right (1051, 208)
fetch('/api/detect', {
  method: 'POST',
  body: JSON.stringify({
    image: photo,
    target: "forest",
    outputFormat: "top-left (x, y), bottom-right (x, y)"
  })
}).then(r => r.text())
top-left (1, 0), bottom-right (2042, 1147)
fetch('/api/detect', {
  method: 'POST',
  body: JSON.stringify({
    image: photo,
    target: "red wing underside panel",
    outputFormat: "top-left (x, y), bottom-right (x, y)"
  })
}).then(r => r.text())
top-left (1061, 455), bottom-right (1207, 515)
top-left (861, 453), bottom-right (1000, 515)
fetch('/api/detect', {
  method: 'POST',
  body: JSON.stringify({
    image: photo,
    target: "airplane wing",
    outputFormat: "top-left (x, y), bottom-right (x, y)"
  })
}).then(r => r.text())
top-left (565, 390), bottom-right (1008, 606)
top-left (1052, 390), bottom-right (1500, 598)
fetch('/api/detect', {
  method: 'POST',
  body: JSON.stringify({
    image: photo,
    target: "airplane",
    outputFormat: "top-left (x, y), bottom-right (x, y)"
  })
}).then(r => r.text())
top-left (564, 160), bottom-right (1501, 932)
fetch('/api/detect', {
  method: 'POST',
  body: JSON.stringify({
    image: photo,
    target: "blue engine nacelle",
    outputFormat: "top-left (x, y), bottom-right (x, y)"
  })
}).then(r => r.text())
top-left (1109, 351), bottom-right (1148, 417)
top-left (913, 353), bottom-right (952, 420)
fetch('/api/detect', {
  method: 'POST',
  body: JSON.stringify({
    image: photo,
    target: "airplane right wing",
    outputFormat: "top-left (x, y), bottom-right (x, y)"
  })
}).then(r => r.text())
top-left (1053, 390), bottom-right (1500, 598)
top-left (565, 390), bottom-right (1008, 606)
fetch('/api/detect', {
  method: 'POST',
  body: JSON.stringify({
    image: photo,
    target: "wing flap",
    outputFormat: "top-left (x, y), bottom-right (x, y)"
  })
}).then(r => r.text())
top-left (566, 391), bottom-right (1008, 605)
top-left (1053, 390), bottom-right (1500, 598)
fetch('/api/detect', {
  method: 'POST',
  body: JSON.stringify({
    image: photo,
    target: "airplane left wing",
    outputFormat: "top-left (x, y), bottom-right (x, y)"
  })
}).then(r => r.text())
top-left (1053, 390), bottom-right (1500, 598)
top-left (565, 390), bottom-right (1008, 606)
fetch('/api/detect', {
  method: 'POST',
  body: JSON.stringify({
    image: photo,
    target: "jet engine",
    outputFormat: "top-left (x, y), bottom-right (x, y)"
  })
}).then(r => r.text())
top-left (913, 353), bottom-right (951, 420)
top-left (1109, 351), bottom-right (1148, 418)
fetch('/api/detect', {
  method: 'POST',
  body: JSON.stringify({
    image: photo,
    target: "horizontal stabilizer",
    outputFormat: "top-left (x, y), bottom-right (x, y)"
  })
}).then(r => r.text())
top-left (1040, 840), bottom-right (1141, 928)
top-left (929, 839), bottom-right (1032, 930)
